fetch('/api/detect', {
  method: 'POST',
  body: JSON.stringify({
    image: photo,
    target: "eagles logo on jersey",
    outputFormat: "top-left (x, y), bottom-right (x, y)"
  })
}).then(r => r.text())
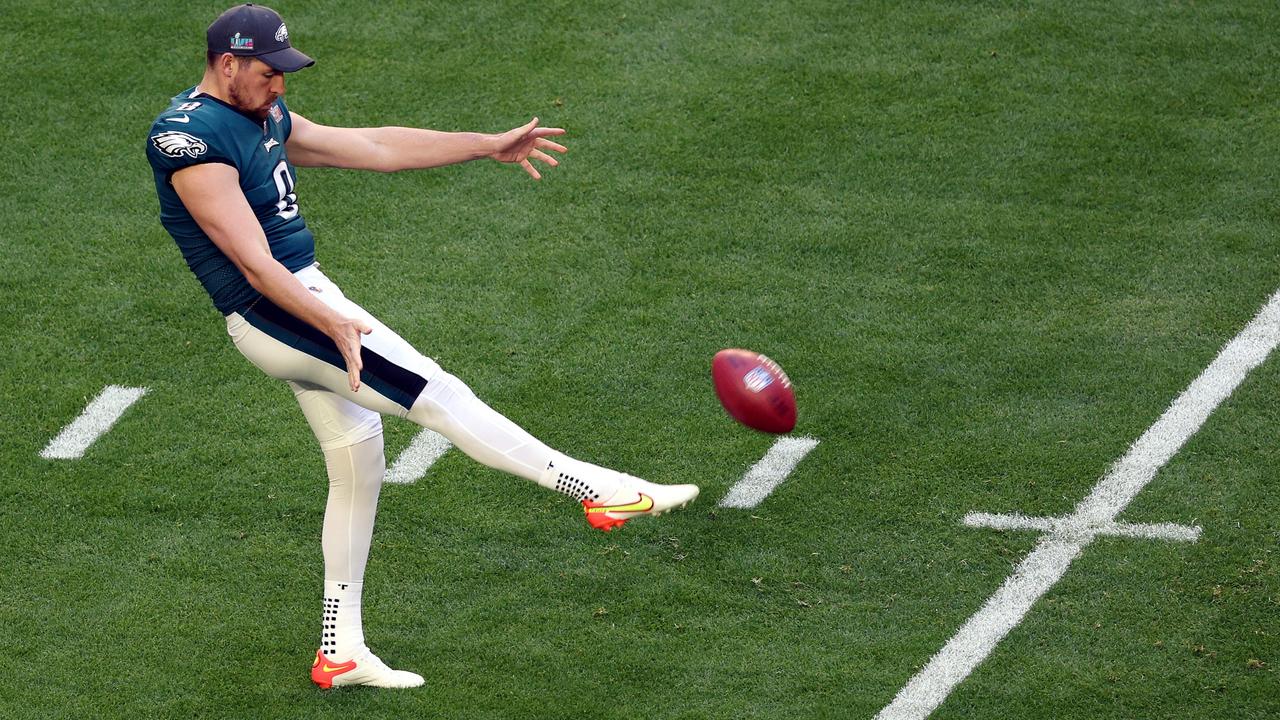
top-left (151, 131), bottom-right (209, 159)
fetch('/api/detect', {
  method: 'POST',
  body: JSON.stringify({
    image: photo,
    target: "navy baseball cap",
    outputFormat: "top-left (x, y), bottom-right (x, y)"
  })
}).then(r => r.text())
top-left (207, 4), bottom-right (314, 72)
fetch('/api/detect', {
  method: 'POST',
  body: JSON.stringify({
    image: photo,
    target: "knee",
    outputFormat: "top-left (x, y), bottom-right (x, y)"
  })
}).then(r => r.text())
top-left (433, 370), bottom-right (478, 402)
top-left (408, 370), bottom-right (477, 426)
top-left (317, 415), bottom-right (384, 452)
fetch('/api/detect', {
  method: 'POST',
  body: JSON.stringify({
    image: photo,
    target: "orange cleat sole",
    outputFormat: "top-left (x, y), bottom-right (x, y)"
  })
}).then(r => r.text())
top-left (583, 503), bottom-right (630, 531)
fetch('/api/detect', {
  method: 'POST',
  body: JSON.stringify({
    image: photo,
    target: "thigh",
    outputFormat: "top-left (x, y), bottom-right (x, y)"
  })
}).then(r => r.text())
top-left (289, 381), bottom-right (384, 451)
top-left (225, 266), bottom-right (442, 417)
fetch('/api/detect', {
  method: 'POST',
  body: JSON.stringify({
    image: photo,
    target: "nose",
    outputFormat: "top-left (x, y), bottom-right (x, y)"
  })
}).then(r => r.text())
top-left (271, 74), bottom-right (286, 96)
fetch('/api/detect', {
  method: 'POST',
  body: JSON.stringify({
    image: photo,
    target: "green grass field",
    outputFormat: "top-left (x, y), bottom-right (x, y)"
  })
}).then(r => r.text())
top-left (3, 1), bottom-right (1278, 717)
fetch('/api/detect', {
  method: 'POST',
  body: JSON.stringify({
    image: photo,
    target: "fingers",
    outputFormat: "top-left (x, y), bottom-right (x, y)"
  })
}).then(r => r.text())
top-left (339, 320), bottom-right (371, 392)
top-left (344, 344), bottom-right (363, 392)
top-left (508, 120), bottom-right (564, 179)
top-left (529, 149), bottom-right (558, 167)
top-left (534, 137), bottom-right (568, 154)
top-left (345, 338), bottom-right (363, 391)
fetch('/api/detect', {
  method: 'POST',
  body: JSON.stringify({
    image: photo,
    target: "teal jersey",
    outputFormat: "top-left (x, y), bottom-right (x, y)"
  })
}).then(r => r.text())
top-left (146, 86), bottom-right (314, 315)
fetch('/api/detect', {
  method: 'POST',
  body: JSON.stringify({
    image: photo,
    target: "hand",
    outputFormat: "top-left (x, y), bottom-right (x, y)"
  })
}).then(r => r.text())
top-left (490, 117), bottom-right (567, 180)
top-left (330, 316), bottom-right (373, 392)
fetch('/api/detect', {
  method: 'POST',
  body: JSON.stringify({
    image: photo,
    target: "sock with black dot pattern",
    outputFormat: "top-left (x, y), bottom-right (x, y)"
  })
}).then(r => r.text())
top-left (539, 454), bottom-right (624, 504)
top-left (320, 580), bottom-right (367, 661)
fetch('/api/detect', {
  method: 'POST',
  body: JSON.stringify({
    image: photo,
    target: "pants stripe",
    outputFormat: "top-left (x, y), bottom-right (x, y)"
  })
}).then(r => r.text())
top-left (243, 297), bottom-right (428, 410)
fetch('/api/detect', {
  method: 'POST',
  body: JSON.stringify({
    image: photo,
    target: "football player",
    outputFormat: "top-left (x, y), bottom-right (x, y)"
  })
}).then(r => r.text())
top-left (146, 3), bottom-right (698, 690)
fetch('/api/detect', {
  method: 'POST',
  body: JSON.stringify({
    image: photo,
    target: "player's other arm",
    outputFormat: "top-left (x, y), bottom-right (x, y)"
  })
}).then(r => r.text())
top-left (170, 163), bottom-right (371, 392)
top-left (285, 112), bottom-right (568, 180)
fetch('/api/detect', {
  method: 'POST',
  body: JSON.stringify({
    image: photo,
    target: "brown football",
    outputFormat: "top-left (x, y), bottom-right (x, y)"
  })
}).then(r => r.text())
top-left (711, 349), bottom-right (797, 434)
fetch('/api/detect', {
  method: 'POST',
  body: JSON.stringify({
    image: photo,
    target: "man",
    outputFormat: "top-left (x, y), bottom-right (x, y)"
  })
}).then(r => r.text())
top-left (146, 4), bottom-right (698, 691)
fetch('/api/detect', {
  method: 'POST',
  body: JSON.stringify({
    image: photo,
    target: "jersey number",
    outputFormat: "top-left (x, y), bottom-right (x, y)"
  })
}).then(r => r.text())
top-left (272, 161), bottom-right (299, 220)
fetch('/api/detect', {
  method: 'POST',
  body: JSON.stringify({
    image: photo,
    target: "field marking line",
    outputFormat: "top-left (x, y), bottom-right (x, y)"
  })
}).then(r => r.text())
top-left (385, 429), bottom-right (452, 484)
top-left (962, 512), bottom-right (1201, 542)
top-left (40, 386), bottom-right (149, 460)
top-left (877, 287), bottom-right (1280, 720)
top-left (719, 436), bottom-right (819, 509)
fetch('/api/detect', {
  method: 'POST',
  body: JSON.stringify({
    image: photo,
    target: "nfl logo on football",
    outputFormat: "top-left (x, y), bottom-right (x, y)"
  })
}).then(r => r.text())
top-left (743, 366), bottom-right (774, 393)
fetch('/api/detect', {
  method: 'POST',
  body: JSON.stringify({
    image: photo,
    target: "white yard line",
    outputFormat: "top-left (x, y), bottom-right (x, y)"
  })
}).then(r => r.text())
top-left (877, 287), bottom-right (1280, 720)
top-left (40, 386), bottom-right (149, 460)
top-left (719, 436), bottom-right (819, 509)
top-left (385, 429), bottom-right (452, 484)
top-left (879, 537), bottom-right (1086, 720)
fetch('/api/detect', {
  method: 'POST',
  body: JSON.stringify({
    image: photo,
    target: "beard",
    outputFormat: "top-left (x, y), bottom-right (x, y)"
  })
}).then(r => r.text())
top-left (228, 77), bottom-right (273, 120)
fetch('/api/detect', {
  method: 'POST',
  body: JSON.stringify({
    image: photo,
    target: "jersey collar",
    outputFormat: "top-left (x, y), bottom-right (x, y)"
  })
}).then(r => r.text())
top-left (187, 86), bottom-right (275, 134)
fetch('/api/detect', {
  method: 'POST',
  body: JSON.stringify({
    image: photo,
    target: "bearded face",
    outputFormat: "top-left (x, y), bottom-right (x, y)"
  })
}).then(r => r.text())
top-left (227, 58), bottom-right (284, 120)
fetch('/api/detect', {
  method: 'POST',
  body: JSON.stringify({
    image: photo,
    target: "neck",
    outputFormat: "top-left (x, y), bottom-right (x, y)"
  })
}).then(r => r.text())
top-left (196, 69), bottom-right (231, 104)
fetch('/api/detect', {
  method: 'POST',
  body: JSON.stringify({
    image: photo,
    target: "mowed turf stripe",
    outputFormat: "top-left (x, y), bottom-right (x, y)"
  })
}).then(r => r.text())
top-left (878, 287), bottom-right (1280, 720)
top-left (40, 386), bottom-right (148, 460)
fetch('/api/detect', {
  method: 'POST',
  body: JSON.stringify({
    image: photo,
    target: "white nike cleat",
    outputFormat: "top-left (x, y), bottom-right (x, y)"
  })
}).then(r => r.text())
top-left (311, 648), bottom-right (424, 689)
top-left (582, 474), bottom-right (699, 531)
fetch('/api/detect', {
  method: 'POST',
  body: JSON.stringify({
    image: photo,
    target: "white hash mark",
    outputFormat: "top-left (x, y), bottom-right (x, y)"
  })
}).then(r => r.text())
top-left (41, 386), bottom-right (149, 460)
top-left (962, 512), bottom-right (1201, 543)
top-left (385, 429), bottom-right (452, 484)
top-left (719, 436), bottom-right (820, 509)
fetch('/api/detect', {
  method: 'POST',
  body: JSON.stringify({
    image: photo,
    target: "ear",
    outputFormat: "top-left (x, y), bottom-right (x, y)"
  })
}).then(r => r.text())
top-left (218, 52), bottom-right (236, 78)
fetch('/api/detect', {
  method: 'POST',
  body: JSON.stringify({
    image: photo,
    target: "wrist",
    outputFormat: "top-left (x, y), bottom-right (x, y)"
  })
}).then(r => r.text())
top-left (479, 132), bottom-right (501, 160)
top-left (316, 305), bottom-right (347, 334)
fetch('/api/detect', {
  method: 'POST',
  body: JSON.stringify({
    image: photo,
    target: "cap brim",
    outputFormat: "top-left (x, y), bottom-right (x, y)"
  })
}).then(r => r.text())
top-left (259, 46), bottom-right (315, 72)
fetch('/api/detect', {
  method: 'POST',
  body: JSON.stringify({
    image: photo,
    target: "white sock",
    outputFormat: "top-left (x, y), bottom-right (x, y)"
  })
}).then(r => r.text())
top-left (539, 453), bottom-right (625, 503)
top-left (322, 580), bottom-right (367, 661)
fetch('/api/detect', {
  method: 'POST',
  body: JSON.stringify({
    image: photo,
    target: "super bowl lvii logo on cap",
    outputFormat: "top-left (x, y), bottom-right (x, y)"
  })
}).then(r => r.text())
top-left (230, 31), bottom-right (253, 50)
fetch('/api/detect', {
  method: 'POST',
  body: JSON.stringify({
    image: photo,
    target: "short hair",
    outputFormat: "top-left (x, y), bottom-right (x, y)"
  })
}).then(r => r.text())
top-left (205, 50), bottom-right (256, 69)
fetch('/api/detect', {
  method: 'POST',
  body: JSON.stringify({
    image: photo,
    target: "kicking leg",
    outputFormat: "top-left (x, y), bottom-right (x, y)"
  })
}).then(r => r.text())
top-left (227, 265), bottom-right (698, 533)
top-left (406, 370), bottom-right (699, 530)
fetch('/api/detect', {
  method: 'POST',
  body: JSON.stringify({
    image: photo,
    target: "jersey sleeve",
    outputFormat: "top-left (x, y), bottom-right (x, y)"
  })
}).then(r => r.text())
top-left (145, 116), bottom-right (235, 179)
top-left (275, 98), bottom-right (293, 141)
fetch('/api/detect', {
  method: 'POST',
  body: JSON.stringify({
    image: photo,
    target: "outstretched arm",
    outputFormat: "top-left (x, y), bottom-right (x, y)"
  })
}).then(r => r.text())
top-left (286, 113), bottom-right (568, 179)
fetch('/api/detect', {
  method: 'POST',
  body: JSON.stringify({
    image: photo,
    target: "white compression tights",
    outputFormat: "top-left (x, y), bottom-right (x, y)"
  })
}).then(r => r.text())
top-left (316, 436), bottom-right (384, 660)
top-left (228, 268), bottom-right (629, 659)
top-left (410, 371), bottom-right (553, 482)
top-left (318, 434), bottom-right (385, 582)
top-left (410, 371), bottom-right (625, 503)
